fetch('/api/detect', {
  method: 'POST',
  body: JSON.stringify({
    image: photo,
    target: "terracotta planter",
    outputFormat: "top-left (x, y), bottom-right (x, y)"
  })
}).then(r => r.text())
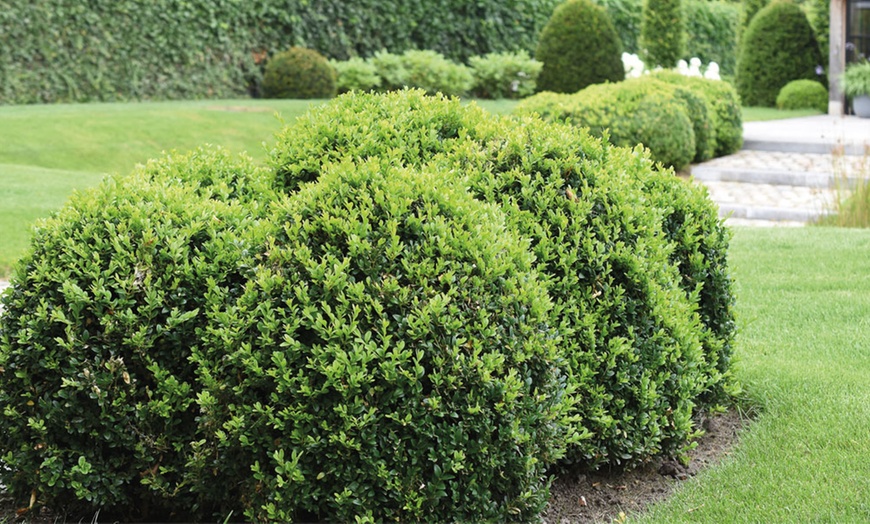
top-left (854, 95), bottom-right (870, 118)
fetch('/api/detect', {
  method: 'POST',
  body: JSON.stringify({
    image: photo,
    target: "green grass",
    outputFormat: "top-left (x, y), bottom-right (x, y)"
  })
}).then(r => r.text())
top-left (741, 106), bottom-right (824, 122)
top-left (0, 97), bottom-right (833, 276)
top-left (637, 227), bottom-right (870, 523)
top-left (0, 99), bottom-right (324, 275)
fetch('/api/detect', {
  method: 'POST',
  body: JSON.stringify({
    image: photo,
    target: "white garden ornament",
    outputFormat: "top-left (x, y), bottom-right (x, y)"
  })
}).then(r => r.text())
top-left (622, 53), bottom-right (721, 81)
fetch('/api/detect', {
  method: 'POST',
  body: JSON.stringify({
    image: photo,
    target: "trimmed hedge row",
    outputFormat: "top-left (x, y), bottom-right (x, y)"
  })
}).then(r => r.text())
top-left (515, 75), bottom-right (742, 170)
top-left (0, 91), bottom-right (738, 521)
top-left (0, 0), bottom-right (559, 104)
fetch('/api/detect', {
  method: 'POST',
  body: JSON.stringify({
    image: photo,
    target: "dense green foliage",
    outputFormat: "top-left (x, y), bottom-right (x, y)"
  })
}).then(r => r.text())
top-left (0, 91), bottom-right (737, 520)
top-left (535, 0), bottom-right (625, 93)
top-left (366, 50), bottom-right (474, 97)
top-left (516, 79), bottom-right (699, 170)
top-left (776, 79), bottom-right (828, 112)
top-left (594, 0), bottom-right (644, 53)
top-left (641, 0), bottom-right (686, 67)
top-left (650, 71), bottom-right (743, 156)
top-left (805, 0), bottom-right (830, 61)
top-left (0, 0), bottom-right (559, 104)
top-left (271, 90), bottom-right (737, 466)
top-left (468, 51), bottom-right (543, 99)
top-left (683, 0), bottom-right (740, 76)
top-left (331, 58), bottom-right (382, 94)
top-left (740, 0), bottom-right (769, 36)
top-left (737, 1), bottom-right (825, 107)
top-left (262, 47), bottom-right (337, 100)
top-left (0, 148), bottom-right (271, 519)
top-left (188, 162), bottom-right (567, 522)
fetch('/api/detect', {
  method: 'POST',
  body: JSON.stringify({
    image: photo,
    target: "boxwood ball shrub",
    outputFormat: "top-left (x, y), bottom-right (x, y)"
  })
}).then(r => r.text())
top-left (269, 90), bottom-right (735, 469)
top-left (536, 0), bottom-right (625, 93)
top-left (650, 70), bottom-right (743, 156)
top-left (516, 78), bottom-right (698, 170)
top-left (776, 79), bottom-right (828, 112)
top-left (736, 1), bottom-right (824, 107)
top-left (263, 46), bottom-right (337, 99)
top-left (187, 160), bottom-right (568, 521)
top-left (0, 148), bottom-right (268, 519)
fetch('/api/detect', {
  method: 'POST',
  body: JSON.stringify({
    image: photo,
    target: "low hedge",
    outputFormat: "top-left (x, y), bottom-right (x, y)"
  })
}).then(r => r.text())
top-left (187, 160), bottom-right (568, 521)
top-left (776, 79), bottom-right (828, 112)
top-left (0, 91), bottom-right (738, 520)
top-left (515, 79), bottom-right (699, 170)
top-left (270, 90), bottom-right (737, 467)
top-left (649, 70), bottom-right (743, 156)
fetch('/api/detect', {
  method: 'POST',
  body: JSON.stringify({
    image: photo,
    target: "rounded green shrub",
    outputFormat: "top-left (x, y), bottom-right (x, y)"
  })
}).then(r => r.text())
top-left (517, 79), bottom-right (698, 170)
top-left (331, 57), bottom-right (382, 94)
top-left (187, 159), bottom-right (568, 522)
top-left (399, 50), bottom-right (475, 97)
top-left (776, 79), bottom-right (828, 112)
top-left (535, 0), bottom-right (625, 93)
top-left (736, 1), bottom-right (825, 107)
top-left (0, 148), bottom-right (267, 520)
top-left (640, 0), bottom-right (686, 68)
top-left (268, 90), bottom-right (735, 469)
top-left (684, 0), bottom-right (740, 76)
top-left (262, 47), bottom-right (337, 99)
top-left (650, 70), bottom-right (744, 156)
top-left (469, 50), bottom-right (543, 99)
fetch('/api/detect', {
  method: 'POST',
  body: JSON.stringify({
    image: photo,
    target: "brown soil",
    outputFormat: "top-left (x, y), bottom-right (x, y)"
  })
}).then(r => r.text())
top-left (0, 410), bottom-right (744, 523)
top-left (543, 409), bottom-right (745, 523)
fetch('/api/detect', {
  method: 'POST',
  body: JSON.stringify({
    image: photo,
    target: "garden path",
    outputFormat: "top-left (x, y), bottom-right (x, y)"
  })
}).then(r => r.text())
top-left (691, 114), bottom-right (870, 226)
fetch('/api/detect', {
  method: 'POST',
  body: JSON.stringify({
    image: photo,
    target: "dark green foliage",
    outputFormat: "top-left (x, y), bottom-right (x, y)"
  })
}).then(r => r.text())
top-left (0, 0), bottom-right (560, 104)
top-left (683, 0), bottom-right (740, 76)
top-left (641, 0), bottom-right (686, 67)
top-left (535, 0), bottom-right (625, 93)
top-left (269, 90), bottom-right (736, 468)
top-left (740, 0), bottom-right (769, 37)
top-left (651, 70), bottom-right (744, 156)
top-left (516, 79), bottom-right (699, 170)
top-left (262, 47), bottom-right (337, 100)
top-left (187, 160), bottom-right (568, 521)
top-left (776, 79), bottom-right (828, 112)
top-left (594, 0), bottom-right (644, 53)
top-left (737, 1), bottom-right (825, 107)
top-left (0, 148), bottom-right (267, 519)
top-left (805, 0), bottom-right (830, 61)
top-left (469, 51), bottom-right (543, 99)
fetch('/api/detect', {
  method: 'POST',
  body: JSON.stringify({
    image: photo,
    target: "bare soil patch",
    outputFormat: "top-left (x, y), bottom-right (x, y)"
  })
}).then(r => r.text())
top-left (543, 409), bottom-right (745, 523)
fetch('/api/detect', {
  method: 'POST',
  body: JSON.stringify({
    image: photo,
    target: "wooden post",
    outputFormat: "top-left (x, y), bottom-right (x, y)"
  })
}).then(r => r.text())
top-left (829, 0), bottom-right (847, 115)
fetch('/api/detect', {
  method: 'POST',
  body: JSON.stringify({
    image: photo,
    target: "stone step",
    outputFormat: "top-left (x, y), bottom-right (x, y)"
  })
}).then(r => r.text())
top-left (695, 179), bottom-right (838, 225)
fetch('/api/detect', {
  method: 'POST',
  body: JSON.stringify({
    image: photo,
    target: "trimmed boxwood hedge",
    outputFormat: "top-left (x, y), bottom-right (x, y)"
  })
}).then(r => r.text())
top-left (270, 90), bottom-right (737, 467)
top-left (516, 78), bottom-right (701, 169)
top-left (0, 90), bottom-right (738, 520)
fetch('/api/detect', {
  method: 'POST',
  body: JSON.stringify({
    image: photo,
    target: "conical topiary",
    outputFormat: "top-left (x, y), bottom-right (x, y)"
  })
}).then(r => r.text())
top-left (535, 0), bottom-right (625, 93)
top-left (736, 1), bottom-right (825, 107)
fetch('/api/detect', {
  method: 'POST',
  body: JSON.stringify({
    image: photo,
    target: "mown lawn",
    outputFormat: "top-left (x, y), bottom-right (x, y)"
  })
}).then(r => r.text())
top-left (638, 227), bottom-right (870, 522)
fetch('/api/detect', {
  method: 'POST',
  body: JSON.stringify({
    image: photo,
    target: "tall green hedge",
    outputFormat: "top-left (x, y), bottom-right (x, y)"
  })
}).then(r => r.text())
top-left (683, 0), bottom-right (740, 76)
top-left (0, 0), bottom-right (559, 104)
top-left (640, 0), bottom-right (686, 68)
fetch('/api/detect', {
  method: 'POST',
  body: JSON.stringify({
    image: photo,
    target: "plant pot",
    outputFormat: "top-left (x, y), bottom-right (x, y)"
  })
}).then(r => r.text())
top-left (853, 95), bottom-right (870, 118)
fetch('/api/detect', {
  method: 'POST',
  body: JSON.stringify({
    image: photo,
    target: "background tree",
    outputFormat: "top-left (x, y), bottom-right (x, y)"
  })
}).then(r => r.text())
top-left (640, 0), bottom-right (686, 68)
top-left (736, 1), bottom-right (825, 106)
top-left (535, 0), bottom-right (625, 93)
